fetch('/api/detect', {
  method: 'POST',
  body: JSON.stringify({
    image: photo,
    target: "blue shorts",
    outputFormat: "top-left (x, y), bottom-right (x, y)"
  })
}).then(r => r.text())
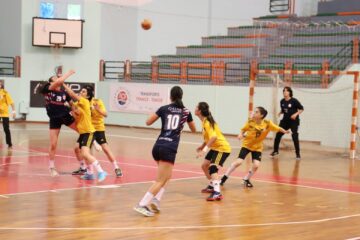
top-left (152, 145), bottom-right (177, 164)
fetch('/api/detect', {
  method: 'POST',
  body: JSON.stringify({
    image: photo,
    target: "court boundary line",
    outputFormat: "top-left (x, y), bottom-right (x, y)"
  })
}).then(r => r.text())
top-left (0, 213), bottom-right (359, 230)
top-left (2, 149), bottom-right (360, 196)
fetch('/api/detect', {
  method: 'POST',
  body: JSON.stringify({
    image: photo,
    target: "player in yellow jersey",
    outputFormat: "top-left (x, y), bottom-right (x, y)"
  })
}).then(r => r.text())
top-left (72, 85), bottom-right (122, 177)
top-left (195, 102), bottom-right (231, 201)
top-left (63, 83), bottom-right (107, 182)
top-left (221, 106), bottom-right (289, 188)
top-left (0, 81), bottom-right (16, 149)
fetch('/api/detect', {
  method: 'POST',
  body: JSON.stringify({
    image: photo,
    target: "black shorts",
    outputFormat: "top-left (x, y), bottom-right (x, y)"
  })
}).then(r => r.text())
top-left (77, 133), bottom-right (95, 149)
top-left (205, 150), bottom-right (230, 167)
top-left (94, 131), bottom-right (107, 144)
top-left (152, 145), bottom-right (177, 164)
top-left (49, 114), bottom-right (75, 129)
top-left (238, 147), bottom-right (262, 161)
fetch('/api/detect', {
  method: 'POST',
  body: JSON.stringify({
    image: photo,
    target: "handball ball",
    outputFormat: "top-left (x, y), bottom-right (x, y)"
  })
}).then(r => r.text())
top-left (141, 19), bottom-right (152, 30)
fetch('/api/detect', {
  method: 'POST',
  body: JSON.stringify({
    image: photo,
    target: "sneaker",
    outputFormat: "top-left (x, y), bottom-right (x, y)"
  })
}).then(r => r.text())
top-left (97, 171), bottom-right (108, 182)
top-left (201, 185), bottom-right (214, 193)
top-left (243, 179), bottom-right (253, 188)
top-left (270, 151), bottom-right (279, 158)
top-left (72, 168), bottom-right (87, 175)
top-left (220, 175), bottom-right (228, 186)
top-left (49, 168), bottom-right (59, 177)
top-left (134, 205), bottom-right (155, 217)
top-left (149, 199), bottom-right (161, 213)
top-left (80, 173), bottom-right (96, 180)
top-left (206, 191), bottom-right (223, 201)
top-left (296, 154), bottom-right (301, 160)
top-left (115, 168), bottom-right (123, 177)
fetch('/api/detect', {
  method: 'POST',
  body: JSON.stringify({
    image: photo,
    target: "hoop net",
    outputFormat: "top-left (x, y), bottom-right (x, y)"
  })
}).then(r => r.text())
top-left (50, 43), bottom-right (64, 65)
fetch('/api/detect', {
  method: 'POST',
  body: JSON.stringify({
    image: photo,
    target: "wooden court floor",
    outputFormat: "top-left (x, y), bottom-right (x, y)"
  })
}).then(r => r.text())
top-left (0, 123), bottom-right (360, 240)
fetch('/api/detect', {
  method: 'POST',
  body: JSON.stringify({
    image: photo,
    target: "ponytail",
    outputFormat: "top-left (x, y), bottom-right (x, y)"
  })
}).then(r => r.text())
top-left (197, 102), bottom-right (216, 128)
top-left (170, 86), bottom-right (185, 108)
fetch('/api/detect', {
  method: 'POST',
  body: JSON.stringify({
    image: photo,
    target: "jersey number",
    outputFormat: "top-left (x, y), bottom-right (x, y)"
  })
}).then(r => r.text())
top-left (166, 115), bottom-right (180, 130)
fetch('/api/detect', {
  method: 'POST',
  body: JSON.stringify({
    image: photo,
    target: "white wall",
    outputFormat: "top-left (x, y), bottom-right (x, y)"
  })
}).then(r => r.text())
top-left (0, 0), bottom-right (22, 56)
top-left (100, 3), bottom-right (138, 60)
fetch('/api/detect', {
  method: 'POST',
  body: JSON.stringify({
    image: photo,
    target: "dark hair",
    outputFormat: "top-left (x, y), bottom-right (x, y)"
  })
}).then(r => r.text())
top-left (283, 86), bottom-right (293, 97)
top-left (198, 102), bottom-right (216, 128)
top-left (38, 81), bottom-right (50, 94)
top-left (170, 86), bottom-right (184, 108)
top-left (48, 76), bottom-right (55, 83)
top-left (83, 85), bottom-right (94, 101)
top-left (256, 106), bottom-right (268, 119)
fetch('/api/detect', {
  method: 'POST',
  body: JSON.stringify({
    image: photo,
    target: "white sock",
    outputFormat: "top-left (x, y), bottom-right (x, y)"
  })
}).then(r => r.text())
top-left (92, 160), bottom-right (104, 173)
top-left (155, 188), bottom-right (165, 201)
top-left (80, 160), bottom-right (86, 170)
top-left (244, 170), bottom-right (254, 180)
top-left (112, 161), bottom-right (119, 169)
top-left (139, 192), bottom-right (154, 207)
top-left (49, 160), bottom-right (55, 169)
top-left (213, 180), bottom-right (221, 193)
top-left (87, 164), bottom-right (94, 175)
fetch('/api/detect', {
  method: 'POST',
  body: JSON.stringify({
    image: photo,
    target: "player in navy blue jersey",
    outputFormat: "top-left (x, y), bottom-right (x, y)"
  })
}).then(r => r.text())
top-left (270, 87), bottom-right (304, 160)
top-left (134, 86), bottom-right (196, 217)
top-left (40, 70), bottom-right (77, 176)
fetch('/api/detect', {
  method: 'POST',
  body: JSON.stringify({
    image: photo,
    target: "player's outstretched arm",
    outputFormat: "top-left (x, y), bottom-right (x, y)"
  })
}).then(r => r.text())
top-left (63, 84), bottom-right (80, 101)
top-left (49, 70), bottom-right (75, 90)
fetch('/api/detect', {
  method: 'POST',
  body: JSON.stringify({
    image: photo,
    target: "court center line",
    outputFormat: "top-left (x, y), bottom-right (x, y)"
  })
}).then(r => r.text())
top-left (0, 213), bottom-right (359, 230)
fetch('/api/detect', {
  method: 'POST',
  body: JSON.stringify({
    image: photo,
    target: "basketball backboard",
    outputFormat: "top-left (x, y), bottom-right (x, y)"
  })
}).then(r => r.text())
top-left (32, 17), bottom-right (84, 48)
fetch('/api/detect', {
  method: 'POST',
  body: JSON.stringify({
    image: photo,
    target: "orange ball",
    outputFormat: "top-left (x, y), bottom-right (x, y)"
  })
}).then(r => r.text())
top-left (141, 19), bottom-right (152, 30)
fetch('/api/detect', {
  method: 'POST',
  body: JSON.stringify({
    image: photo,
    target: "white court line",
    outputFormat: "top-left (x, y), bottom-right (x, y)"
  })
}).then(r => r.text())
top-left (1, 176), bottom-right (203, 197)
top-left (345, 237), bottom-right (360, 240)
top-left (0, 162), bottom-right (23, 167)
top-left (9, 148), bottom-right (360, 196)
top-left (0, 213), bottom-right (359, 230)
top-left (10, 128), bottom-right (242, 149)
top-left (49, 152), bottom-right (360, 196)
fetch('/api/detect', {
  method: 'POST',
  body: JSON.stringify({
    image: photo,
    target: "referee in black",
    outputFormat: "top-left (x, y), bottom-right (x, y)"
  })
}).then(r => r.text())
top-left (270, 87), bottom-right (304, 160)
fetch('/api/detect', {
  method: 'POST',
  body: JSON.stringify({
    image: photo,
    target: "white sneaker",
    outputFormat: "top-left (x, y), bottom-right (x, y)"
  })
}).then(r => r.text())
top-left (49, 168), bottom-right (59, 177)
top-left (134, 204), bottom-right (155, 217)
top-left (149, 199), bottom-right (161, 213)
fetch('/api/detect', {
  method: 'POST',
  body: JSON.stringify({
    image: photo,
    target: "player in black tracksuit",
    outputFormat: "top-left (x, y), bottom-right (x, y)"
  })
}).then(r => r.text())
top-left (271, 87), bottom-right (304, 160)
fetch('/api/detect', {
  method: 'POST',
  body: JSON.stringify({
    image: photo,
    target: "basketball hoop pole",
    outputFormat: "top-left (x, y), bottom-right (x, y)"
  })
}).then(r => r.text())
top-left (249, 66), bottom-right (360, 160)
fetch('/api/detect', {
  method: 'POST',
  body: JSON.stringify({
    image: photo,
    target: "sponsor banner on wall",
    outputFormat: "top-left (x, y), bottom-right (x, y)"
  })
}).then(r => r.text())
top-left (109, 83), bottom-right (169, 113)
top-left (30, 80), bottom-right (95, 108)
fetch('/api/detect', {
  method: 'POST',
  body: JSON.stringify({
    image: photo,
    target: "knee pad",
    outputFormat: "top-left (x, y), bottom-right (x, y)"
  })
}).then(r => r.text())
top-left (209, 165), bottom-right (218, 175)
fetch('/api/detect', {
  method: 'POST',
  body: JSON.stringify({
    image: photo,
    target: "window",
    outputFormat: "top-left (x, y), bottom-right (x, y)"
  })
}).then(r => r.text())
top-left (67, 4), bottom-right (81, 20)
top-left (40, 2), bottom-right (55, 18)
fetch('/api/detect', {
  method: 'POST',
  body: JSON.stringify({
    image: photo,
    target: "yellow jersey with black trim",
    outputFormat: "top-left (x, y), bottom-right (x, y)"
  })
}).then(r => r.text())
top-left (74, 97), bottom-right (95, 134)
top-left (202, 118), bottom-right (231, 153)
top-left (241, 119), bottom-right (280, 152)
top-left (0, 89), bottom-right (13, 117)
top-left (91, 98), bottom-right (106, 131)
